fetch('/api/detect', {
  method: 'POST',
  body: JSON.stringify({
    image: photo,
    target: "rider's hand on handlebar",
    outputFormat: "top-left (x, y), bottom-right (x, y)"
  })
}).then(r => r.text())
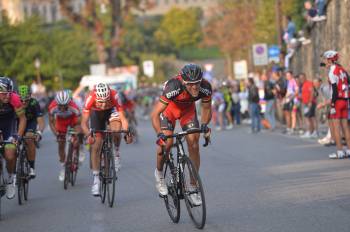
top-left (201, 124), bottom-right (211, 138)
top-left (86, 135), bottom-right (95, 145)
top-left (156, 132), bottom-right (167, 146)
top-left (124, 129), bottom-right (133, 144)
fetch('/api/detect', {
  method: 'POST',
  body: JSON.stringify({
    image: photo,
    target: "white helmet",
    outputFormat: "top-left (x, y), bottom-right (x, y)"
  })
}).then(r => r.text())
top-left (55, 90), bottom-right (70, 105)
top-left (322, 50), bottom-right (338, 61)
top-left (95, 83), bottom-right (110, 100)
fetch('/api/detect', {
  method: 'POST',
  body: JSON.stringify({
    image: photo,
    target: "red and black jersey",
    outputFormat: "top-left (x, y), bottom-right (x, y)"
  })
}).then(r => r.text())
top-left (159, 76), bottom-right (212, 106)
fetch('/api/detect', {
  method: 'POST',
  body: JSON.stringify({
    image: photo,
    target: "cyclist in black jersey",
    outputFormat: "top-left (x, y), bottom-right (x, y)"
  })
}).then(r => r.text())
top-left (18, 85), bottom-right (45, 178)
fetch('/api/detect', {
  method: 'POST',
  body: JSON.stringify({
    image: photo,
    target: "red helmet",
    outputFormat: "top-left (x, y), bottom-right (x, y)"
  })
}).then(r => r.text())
top-left (322, 50), bottom-right (339, 61)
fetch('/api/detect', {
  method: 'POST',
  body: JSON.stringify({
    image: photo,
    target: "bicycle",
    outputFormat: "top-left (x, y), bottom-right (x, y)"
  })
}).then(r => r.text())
top-left (90, 129), bottom-right (129, 208)
top-left (63, 129), bottom-right (81, 190)
top-left (16, 134), bottom-right (37, 205)
top-left (0, 131), bottom-right (6, 220)
top-left (160, 128), bottom-right (210, 229)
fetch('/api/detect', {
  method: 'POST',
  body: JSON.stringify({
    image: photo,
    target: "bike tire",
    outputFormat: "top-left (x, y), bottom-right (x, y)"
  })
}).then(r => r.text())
top-left (163, 161), bottom-right (180, 223)
top-left (71, 149), bottom-right (79, 186)
top-left (23, 160), bottom-right (30, 201)
top-left (0, 161), bottom-right (5, 220)
top-left (181, 156), bottom-right (206, 229)
top-left (17, 153), bottom-right (25, 205)
top-left (64, 143), bottom-right (74, 189)
top-left (100, 152), bottom-right (107, 203)
top-left (107, 151), bottom-right (116, 208)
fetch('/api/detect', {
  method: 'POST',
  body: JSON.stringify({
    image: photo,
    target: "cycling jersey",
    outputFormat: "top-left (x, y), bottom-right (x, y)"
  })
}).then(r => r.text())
top-left (24, 98), bottom-right (43, 132)
top-left (0, 93), bottom-right (24, 140)
top-left (328, 64), bottom-right (349, 99)
top-left (48, 100), bottom-right (80, 133)
top-left (83, 89), bottom-right (122, 115)
top-left (159, 76), bottom-right (212, 130)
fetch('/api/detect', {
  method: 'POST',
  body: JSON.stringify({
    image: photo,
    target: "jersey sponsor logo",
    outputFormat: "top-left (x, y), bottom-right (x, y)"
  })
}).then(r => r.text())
top-left (166, 88), bottom-right (181, 99)
top-left (199, 87), bottom-right (211, 96)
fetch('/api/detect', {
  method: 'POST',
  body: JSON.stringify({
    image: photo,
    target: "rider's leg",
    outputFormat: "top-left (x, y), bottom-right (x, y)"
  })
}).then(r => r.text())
top-left (185, 133), bottom-right (200, 171)
top-left (25, 131), bottom-right (37, 176)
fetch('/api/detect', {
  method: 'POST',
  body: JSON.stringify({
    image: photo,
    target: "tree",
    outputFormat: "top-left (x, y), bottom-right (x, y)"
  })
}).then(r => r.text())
top-left (203, 1), bottom-right (256, 79)
top-left (155, 7), bottom-right (202, 52)
top-left (0, 16), bottom-right (95, 90)
top-left (58, 0), bottom-right (154, 66)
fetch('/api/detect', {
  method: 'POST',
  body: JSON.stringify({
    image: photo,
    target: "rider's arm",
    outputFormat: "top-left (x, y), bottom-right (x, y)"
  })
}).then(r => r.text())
top-left (37, 116), bottom-right (45, 133)
top-left (17, 113), bottom-right (26, 137)
top-left (118, 110), bottom-right (129, 131)
top-left (81, 113), bottom-right (90, 136)
top-left (48, 114), bottom-right (57, 136)
top-left (201, 101), bottom-right (212, 125)
top-left (151, 101), bottom-right (168, 135)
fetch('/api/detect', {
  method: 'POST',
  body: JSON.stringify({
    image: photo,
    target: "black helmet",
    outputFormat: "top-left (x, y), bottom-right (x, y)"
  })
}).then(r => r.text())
top-left (180, 64), bottom-right (203, 83)
top-left (0, 77), bottom-right (13, 92)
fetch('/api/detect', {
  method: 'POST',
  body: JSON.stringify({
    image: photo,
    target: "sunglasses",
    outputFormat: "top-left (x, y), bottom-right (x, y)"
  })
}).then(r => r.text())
top-left (96, 99), bottom-right (108, 103)
top-left (0, 91), bottom-right (10, 95)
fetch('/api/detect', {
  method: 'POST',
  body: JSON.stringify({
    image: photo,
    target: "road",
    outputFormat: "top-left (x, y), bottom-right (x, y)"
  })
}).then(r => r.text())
top-left (2, 121), bottom-right (350, 232)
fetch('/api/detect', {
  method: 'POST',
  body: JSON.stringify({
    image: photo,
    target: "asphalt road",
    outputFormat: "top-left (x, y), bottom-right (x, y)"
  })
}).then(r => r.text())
top-left (2, 121), bottom-right (350, 232)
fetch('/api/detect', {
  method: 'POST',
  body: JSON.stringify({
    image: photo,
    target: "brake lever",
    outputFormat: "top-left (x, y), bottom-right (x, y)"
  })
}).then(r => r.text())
top-left (203, 136), bottom-right (210, 147)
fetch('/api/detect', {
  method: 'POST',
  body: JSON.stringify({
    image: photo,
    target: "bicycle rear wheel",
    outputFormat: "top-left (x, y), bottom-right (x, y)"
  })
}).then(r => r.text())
top-left (163, 161), bottom-right (180, 223)
top-left (181, 156), bottom-right (206, 229)
top-left (107, 151), bottom-right (116, 208)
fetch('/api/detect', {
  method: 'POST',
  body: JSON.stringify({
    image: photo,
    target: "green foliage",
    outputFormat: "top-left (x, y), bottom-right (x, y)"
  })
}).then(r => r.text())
top-left (253, 0), bottom-right (277, 44)
top-left (0, 17), bottom-right (95, 90)
top-left (155, 7), bottom-right (202, 50)
top-left (178, 47), bottom-right (222, 61)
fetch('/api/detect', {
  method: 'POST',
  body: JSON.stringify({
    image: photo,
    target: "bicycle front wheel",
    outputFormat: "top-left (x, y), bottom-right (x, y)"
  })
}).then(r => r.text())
top-left (107, 152), bottom-right (116, 208)
top-left (181, 156), bottom-right (206, 229)
top-left (100, 152), bottom-right (107, 203)
top-left (17, 154), bottom-right (25, 205)
top-left (163, 161), bottom-right (180, 223)
top-left (23, 160), bottom-right (30, 201)
top-left (71, 149), bottom-right (79, 186)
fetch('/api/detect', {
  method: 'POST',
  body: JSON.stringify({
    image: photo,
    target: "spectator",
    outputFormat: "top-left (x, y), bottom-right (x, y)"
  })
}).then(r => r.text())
top-left (247, 78), bottom-right (261, 133)
top-left (221, 82), bottom-right (234, 130)
top-left (321, 50), bottom-right (350, 159)
top-left (263, 73), bottom-right (276, 130)
top-left (284, 71), bottom-right (299, 134)
top-left (212, 88), bottom-right (225, 131)
top-left (313, 0), bottom-right (326, 21)
top-left (299, 73), bottom-right (318, 138)
top-left (231, 84), bottom-right (241, 125)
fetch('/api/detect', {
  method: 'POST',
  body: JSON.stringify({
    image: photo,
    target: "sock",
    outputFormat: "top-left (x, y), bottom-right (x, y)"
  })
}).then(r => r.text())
top-left (8, 173), bottom-right (14, 183)
top-left (157, 170), bottom-right (163, 177)
top-left (28, 160), bottom-right (35, 169)
top-left (92, 170), bottom-right (99, 176)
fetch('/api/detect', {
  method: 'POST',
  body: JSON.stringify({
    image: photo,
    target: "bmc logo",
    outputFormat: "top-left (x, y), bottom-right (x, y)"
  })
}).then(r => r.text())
top-left (200, 87), bottom-right (211, 96)
top-left (166, 88), bottom-right (181, 98)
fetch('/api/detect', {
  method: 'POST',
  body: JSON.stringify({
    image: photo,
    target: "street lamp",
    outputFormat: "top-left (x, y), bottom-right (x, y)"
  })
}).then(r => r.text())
top-left (34, 57), bottom-right (41, 84)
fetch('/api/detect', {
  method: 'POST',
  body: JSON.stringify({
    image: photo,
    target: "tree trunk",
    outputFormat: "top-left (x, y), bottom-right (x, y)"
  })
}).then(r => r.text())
top-left (225, 53), bottom-right (234, 80)
top-left (108, 0), bottom-right (123, 66)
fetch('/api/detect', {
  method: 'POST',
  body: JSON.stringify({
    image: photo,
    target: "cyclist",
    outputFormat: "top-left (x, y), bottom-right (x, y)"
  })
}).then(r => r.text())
top-left (48, 90), bottom-right (81, 181)
top-left (0, 77), bottom-right (26, 199)
top-left (17, 85), bottom-right (45, 178)
top-left (81, 83), bottom-right (132, 196)
top-left (321, 51), bottom-right (350, 159)
top-left (151, 64), bottom-right (212, 205)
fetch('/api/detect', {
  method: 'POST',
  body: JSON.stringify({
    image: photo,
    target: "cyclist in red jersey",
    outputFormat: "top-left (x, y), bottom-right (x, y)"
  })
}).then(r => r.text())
top-left (48, 90), bottom-right (81, 181)
top-left (0, 77), bottom-right (26, 199)
top-left (321, 51), bottom-right (350, 159)
top-left (81, 83), bottom-right (132, 196)
top-left (151, 64), bottom-right (212, 205)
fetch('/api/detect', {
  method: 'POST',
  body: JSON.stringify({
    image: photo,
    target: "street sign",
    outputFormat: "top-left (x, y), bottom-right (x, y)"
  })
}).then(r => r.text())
top-left (143, 60), bottom-right (154, 78)
top-left (252, 43), bottom-right (268, 66)
top-left (234, 60), bottom-right (248, 79)
top-left (268, 45), bottom-right (280, 63)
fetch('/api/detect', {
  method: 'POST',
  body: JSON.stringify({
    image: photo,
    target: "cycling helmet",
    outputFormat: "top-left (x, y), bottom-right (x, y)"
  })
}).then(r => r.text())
top-left (18, 85), bottom-right (31, 100)
top-left (0, 77), bottom-right (13, 92)
top-left (322, 50), bottom-right (338, 61)
top-left (180, 64), bottom-right (203, 84)
top-left (55, 90), bottom-right (70, 105)
top-left (95, 83), bottom-right (110, 100)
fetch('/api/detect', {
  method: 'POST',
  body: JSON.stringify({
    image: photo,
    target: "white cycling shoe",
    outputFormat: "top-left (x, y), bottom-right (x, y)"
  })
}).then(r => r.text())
top-left (6, 181), bottom-right (15, 199)
top-left (154, 169), bottom-right (168, 196)
top-left (58, 168), bottom-right (65, 182)
top-left (114, 155), bottom-right (121, 172)
top-left (189, 193), bottom-right (202, 206)
top-left (91, 178), bottom-right (100, 197)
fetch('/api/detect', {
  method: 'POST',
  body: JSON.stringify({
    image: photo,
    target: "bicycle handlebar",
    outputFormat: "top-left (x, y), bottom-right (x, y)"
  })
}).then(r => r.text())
top-left (90, 129), bottom-right (130, 135)
top-left (164, 128), bottom-right (211, 147)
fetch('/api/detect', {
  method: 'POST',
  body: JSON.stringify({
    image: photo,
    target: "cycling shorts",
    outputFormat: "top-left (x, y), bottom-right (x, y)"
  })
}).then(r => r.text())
top-left (90, 109), bottom-right (120, 131)
top-left (328, 99), bottom-right (348, 120)
top-left (25, 120), bottom-right (38, 133)
top-left (56, 116), bottom-right (79, 133)
top-left (161, 102), bottom-right (199, 131)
